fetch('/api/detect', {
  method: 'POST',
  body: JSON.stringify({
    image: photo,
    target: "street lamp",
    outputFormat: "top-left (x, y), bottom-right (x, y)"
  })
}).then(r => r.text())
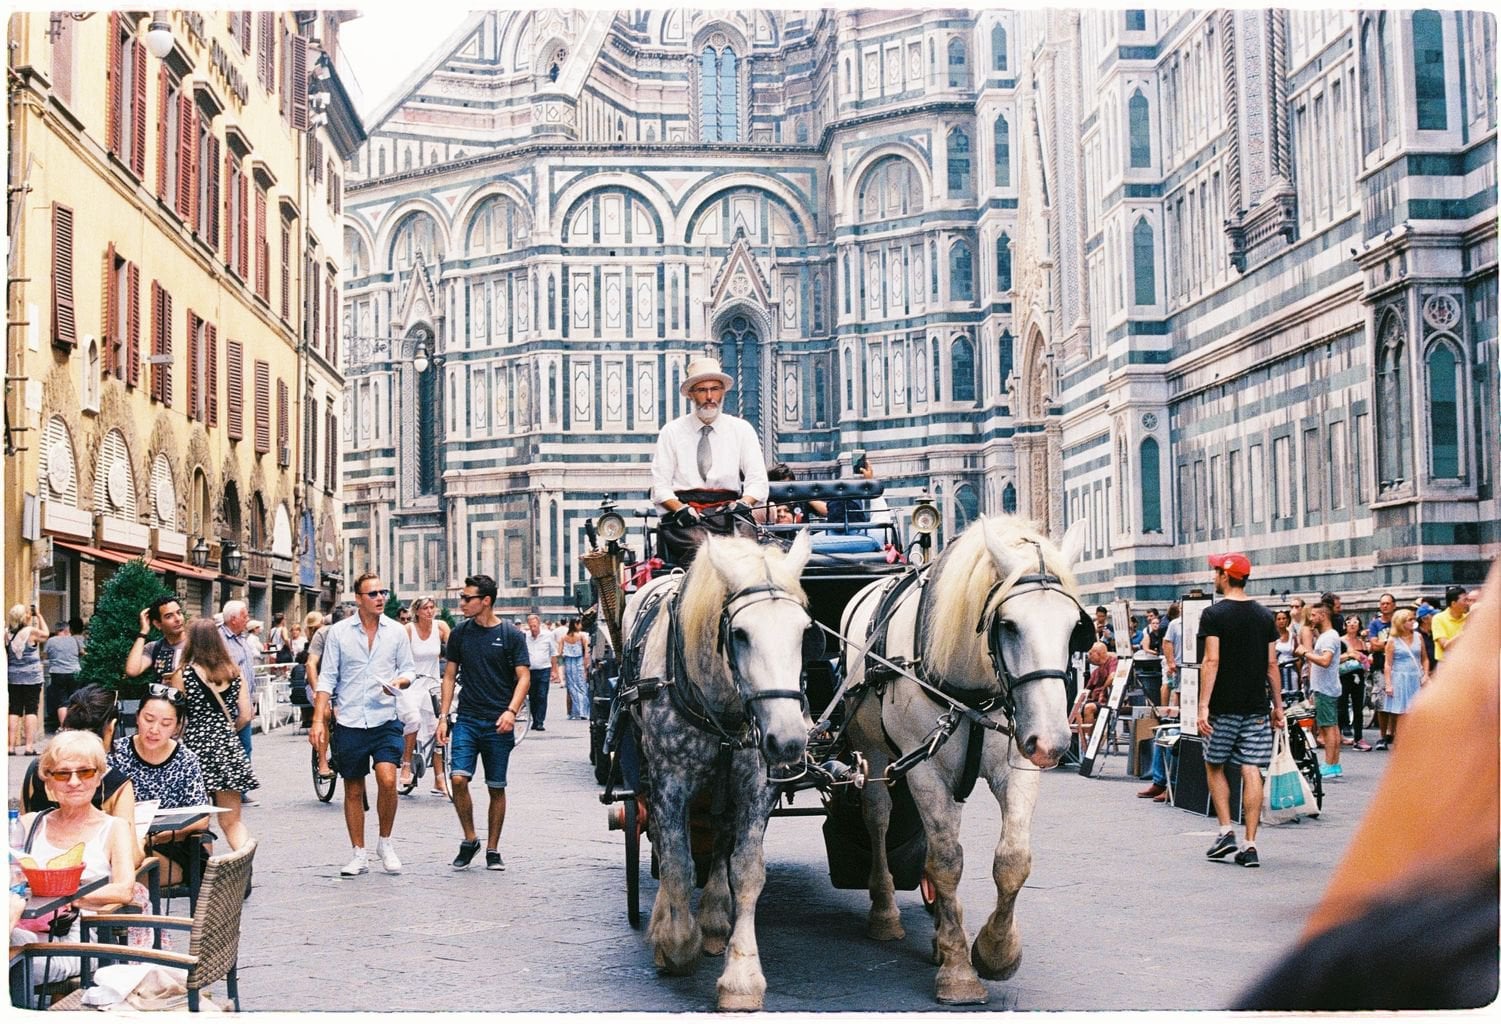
top-left (189, 537), bottom-right (210, 568)
top-left (221, 542), bottom-right (244, 577)
top-left (412, 343), bottom-right (430, 374)
top-left (145, 12), bottom-right (174, 60)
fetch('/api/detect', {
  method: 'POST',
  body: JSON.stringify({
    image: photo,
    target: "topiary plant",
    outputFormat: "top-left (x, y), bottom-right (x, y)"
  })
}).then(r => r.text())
top-left (78, 558), bottom-right (172, 700)
top-left (383, 590), bottom-right (403, 621)
top-left (436, 606), bottom-right (457, 629)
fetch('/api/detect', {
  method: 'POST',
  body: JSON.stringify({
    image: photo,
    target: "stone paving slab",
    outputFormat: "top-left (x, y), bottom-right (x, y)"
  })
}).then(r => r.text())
top-left (7, 717), bottom-right (1381, 1012)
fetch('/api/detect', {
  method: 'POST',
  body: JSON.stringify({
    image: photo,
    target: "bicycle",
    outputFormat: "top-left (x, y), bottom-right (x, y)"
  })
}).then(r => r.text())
top-left (400, 677), bottom-right (452, 798)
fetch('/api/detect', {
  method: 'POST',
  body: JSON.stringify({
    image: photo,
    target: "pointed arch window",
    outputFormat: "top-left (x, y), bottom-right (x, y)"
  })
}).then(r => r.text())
top-left (1376, 313), bottom-right (1413, 488)
top-left (699, 45), bottom-right (740, 142)
top-left (416, 349), bottom-right (439, 496)
top-left (720, 314), bottom-right (762, 439)
top-left (1139, 437), bottom-right (1162, 533)
top-left (993, 115), bottom-right (1011, 187)
top-left (950, 335), bottom-right (976, 403)
top-left (1378, 15), bottom-right (1397, 145)
top-left (1128, 89), bottom-right (1152, 167)
top-left (998, 329), bottom-right (1014, 391)
top-left (949, 240), bottom-right (973, 302)
top-left (1427, 340), bottom-right (1460, 478)
top-left (947, 128), bottom-right (972, 194)
top-left (843, 347), bottom-right (854, 410)
top-left (954, 484), bottom-right (980, 529)
top-left (1002, 482), bottom-right (1017, 514)
top-left (995, 233), bottom-right (1012, 291)
top-left (992, 24), bottom-right (1008, 71)
top-left (1413, 10), bottom-right (1448, 130)
top-left (1132, 218), bottom-right (1155, 304)
top-left (947, 38), bottom-right (968, 88)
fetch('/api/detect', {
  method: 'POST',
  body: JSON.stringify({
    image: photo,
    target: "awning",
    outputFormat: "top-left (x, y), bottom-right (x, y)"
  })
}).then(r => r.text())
top-left (149, 557), bottom-right (219, 582)
top-left (54, 540), bottom-right (135, 565)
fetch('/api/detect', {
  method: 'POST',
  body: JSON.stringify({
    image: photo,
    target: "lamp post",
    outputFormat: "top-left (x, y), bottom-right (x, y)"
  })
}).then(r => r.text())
top-left (189, 537), bottom-right (210, 568)
top-left (221, 542), bottom-right (244, 578)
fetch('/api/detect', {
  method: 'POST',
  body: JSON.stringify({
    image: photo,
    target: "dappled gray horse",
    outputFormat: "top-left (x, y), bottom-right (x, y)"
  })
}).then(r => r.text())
top-left (622, 531), bottom-right (812, 1011)
top-left (840, 516), bottom-right (1087, 1004)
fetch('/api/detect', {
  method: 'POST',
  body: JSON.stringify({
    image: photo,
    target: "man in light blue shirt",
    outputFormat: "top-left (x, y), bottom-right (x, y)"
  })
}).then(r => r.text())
top-left (220, 600), bottom-right (260, 804)
top-left (310, 573), bottom-right (415, 877)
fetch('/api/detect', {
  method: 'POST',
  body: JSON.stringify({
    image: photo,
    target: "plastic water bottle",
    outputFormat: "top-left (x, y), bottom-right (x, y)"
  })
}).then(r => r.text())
top-left (8, 805), bottom-right (28, 897)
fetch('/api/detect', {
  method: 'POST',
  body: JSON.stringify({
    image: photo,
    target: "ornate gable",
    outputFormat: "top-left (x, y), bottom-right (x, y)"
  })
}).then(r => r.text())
top-left (707, 229), bottom-right (774, 311)
top-left (394, 252), bottom-right (440, 329)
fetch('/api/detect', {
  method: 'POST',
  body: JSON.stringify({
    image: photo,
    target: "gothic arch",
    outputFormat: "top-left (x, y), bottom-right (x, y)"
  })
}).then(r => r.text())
top-left (451, 179), bottom-right (535, 238)
top-left (677, 173), bottom-right (817, 243)
top-left (690, 19), bottom-right (751, 56)
top-left (844, 142), bottom-right (935, 216)
top-left (1017, 325), bottom-right (1051, 420)
top-left (553, 177), bottom-right (672, 243)
top-left (374, 198), bottom-right (452, 271)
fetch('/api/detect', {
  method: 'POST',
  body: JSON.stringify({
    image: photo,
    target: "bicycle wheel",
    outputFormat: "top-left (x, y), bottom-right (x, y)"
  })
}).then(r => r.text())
top-left (399, 745), bottom-right (421, 796)
top-left (624, 797), bottom-right (641, 929)
top-left (312, 745), bottom-right (336, 803)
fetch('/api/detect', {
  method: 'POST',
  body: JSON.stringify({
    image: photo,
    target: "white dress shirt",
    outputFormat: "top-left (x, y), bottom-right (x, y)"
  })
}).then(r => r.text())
top-left (650, 412), bottom-right (768, 507)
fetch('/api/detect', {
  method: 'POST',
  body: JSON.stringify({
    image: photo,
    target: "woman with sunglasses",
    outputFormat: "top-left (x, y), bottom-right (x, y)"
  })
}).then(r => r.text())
top-left (10, 730), bottom-right (140, 982)
top-left (108, 684), bottom-right (212, 885)
top-left (176, 620), bottom-right (257, 853)
top-left (20, 686), bottom-right (135, 823)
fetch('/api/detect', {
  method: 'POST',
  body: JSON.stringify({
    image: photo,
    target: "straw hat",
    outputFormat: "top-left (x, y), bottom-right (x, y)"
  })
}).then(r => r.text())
top-left (680, 355), bottom-right (735, 397)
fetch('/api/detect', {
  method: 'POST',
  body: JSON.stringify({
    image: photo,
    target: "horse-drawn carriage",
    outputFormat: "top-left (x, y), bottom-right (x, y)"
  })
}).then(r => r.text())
top-left (581, 479), bottom-right (1092, 1010)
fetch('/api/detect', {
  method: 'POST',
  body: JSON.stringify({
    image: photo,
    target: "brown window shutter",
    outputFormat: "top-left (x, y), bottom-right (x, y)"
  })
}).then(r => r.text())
top-left (309, 260), bottom-right (321, 353)
top-left (280, 222), bottom-right (291, 320)
top-left (187, 309), bottom-right (201, 420)
top-left (161, 288), bottom-right (173, 407)
top-left (237, 170), bottom-right (249, 278)
top-left (240, 11), bottom-right (252, 54)
top-left (205, 134), bottom-right (220, 250)
top-left (176, 94), bottom-right (194, 221)
top-left (156, 68), bottom-right (170, 198)
top-left (290, 34), bottom-right (309, 131)
top-left (205, 321), bottom-right (218, 426)
top-left (254, 359), bottom-right (271, 454)
top-left (51, 203), bottom-right (77, 349)
top-left (52, 16), bottom-right (73, 106)
top-left (226, 339), bottom-right (244, 440)
top-left (324, 400), bottom-right (336, 492)
top-left (276, 378), bottom-right (289, 460)
top-left (125, 262), bottom-right (141, 387)
top-left (258, 13), bottom-right (274, 89)
top-left (303, 393), bottom-right (317, 482)
top-left (254, 189), bottom-right (267, 298)
top-left (106, 12), bottom-right (122, 155)
top-left (102, 243), bottom-right (119, 372)
top-left (130, 41), bottom-right (147, 178)
top-left (149, 282), bottom-right (161, 399)
top-left (223, 151), bottom-right (234, 266)
top-left (326, 275), bottom-right (336, 360)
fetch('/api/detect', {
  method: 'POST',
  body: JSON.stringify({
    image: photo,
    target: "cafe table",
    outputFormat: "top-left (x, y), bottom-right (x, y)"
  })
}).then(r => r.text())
top-left (142, 807), bottom-right (221, 915)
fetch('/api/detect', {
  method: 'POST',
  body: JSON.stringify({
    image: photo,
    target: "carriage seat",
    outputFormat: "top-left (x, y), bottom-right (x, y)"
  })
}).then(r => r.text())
top-left (809, 532), bottom-right (882, 555)
top-left (766, 479), bottom-right (884, 504)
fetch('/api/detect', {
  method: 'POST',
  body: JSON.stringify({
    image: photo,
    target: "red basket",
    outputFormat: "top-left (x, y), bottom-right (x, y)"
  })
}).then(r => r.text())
top-left (22, 863), bottom-right (85, 897)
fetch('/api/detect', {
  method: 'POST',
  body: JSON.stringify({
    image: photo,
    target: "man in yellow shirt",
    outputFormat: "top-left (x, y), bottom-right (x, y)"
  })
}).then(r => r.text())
top-left (1430, 585), bottom-right (1469, 663)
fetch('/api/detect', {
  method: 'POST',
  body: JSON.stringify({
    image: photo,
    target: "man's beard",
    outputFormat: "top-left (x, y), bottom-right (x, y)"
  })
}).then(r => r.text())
top-left (693, 400), bottom-right (721, 423)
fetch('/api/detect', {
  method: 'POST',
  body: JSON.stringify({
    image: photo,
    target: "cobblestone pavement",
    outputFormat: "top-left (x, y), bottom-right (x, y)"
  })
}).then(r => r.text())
top-left (9, 717), bottom-right (1381, 1012)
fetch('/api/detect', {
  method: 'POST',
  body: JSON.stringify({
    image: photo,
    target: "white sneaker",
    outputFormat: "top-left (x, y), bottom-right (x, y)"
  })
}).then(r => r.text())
top-left (340, 849), bottom-right (368, 877)
top-left (376, 838), bottom-right (402, 874)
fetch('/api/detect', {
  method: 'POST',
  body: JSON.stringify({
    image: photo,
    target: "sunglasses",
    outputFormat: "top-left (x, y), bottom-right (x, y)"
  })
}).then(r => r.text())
top-left (147, 682), bottom-right (185, 705)
top-left (47, 766), bottom-right (100, 782)
top-left (361, 589), bottom-right (390, 599)
top-left (458, 593), bottom-right (483, 602)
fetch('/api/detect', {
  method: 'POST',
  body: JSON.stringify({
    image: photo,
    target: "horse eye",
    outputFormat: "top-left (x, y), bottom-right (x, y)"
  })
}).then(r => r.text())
top-left (998, 619), bottom-right (1019, 634)
top-left (732, 627), bottom-right (749, 644)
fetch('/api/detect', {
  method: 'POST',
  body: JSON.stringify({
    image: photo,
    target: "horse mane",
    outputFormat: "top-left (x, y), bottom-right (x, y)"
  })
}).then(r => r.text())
top-left (676, 536), bottom-right (808, 682)
top-left (921, 515), bottom-right (1079, 685)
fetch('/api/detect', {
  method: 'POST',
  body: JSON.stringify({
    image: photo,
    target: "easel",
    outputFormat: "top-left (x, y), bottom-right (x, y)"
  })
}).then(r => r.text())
top-left (1077, 600), bottom-right (1138, 777)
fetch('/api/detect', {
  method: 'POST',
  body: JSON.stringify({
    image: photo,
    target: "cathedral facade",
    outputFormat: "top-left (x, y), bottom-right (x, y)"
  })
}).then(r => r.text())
top-left (341, 9), bottom-right (1497, 613)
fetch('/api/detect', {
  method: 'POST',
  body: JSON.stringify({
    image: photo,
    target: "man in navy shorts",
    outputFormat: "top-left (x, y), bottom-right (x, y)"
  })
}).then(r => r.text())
top-left (311, 573), bottom-right (416, 877)
top-left (1196, 552), bottom-right (1284, 868)
top-left (437, 574), bottom-right (530, 871)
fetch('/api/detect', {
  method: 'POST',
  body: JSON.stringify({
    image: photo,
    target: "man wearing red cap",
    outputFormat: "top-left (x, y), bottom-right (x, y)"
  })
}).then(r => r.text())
top-left (1197, 552), bottom-right (1284, 868)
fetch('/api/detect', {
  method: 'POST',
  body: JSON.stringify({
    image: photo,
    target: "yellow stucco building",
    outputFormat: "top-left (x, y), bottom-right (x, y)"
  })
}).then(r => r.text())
top-left (5, 10), bottom-right (363, 627)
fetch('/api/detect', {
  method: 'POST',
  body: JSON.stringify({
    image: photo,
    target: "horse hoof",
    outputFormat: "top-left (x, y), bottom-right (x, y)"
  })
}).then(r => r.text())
top-left (935, 977), bottom-right (989, 1005)
top-left (702, 934), bottom-right (728, 957)
top-left (973, 941), bottom-right (1022, 981)
top-left (654, 948), bottom-right (700, 977)
top-left (716, 990), bottom-right (764, 1013)
top-left (866, 917), bottom-right (905, 942)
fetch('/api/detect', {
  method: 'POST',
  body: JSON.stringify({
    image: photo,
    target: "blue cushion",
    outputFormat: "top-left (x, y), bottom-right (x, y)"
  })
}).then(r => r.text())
top-left (809, 532), bottom-right (882, 554)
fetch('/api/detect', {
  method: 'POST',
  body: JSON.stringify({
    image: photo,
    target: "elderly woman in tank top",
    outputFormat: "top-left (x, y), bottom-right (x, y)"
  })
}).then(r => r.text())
top-left (398, 596), bottom-right (451, 792)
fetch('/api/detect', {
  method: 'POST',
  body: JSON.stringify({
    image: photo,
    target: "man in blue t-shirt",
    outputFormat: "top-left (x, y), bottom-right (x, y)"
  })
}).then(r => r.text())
top-left (1198, 552), bottom-right (1284, 868)
top-left (437, 574), bottom-right (531, 871)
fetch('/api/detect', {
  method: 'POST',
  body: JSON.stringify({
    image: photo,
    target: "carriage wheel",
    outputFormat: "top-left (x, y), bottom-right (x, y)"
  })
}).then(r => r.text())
top-left (312, 746), bottom-right (336, 803)
top-left (919, 872), bottom-right (937, 915)
top-left (624, 797), bottom-right (642, 929)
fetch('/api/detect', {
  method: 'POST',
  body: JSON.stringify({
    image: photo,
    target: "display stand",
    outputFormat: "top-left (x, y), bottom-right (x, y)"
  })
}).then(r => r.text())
top-left (1170, 734), bottom-right (1244, 823)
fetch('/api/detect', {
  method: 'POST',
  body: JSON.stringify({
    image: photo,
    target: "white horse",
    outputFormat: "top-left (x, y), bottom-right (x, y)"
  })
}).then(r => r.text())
top-left (622, 531), bottom-right (813, 1011)
top-left (840, 515), bottom-right (1087, 1004)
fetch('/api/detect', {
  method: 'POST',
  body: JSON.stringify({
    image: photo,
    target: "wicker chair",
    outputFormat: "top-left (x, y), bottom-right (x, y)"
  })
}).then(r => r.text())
top-left (15, 840), bottom-right (257, 1012)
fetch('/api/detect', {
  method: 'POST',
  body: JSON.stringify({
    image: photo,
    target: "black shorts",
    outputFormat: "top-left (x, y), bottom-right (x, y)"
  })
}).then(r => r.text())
top-left (8, 684), bottom-right (41, 716)
top-left (47, 674), bottom-right (78, 713)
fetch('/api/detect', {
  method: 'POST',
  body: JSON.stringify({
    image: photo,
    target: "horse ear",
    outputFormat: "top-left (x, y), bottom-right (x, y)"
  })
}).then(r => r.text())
top-left (1059, 519), bottom-right (1087, 567)
top-left (701, 533), bottom-right (737, 582)
top-left (980, 515), bottom-right (1011, 570)
top-left (782, 528), bottom-right (813, 575)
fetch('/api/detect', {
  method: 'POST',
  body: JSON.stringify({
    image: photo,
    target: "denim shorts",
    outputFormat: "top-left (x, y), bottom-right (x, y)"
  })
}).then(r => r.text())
top-left (449, 715), bottom-right (516, 789)
top-left (331, 719), bottom-right (404, 780)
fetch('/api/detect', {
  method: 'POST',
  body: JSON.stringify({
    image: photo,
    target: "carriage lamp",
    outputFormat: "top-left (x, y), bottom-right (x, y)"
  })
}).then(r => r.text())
top-left (911, 497), bottom-right (940, 536)
top-left (595, 507), bottom-right (627, 545)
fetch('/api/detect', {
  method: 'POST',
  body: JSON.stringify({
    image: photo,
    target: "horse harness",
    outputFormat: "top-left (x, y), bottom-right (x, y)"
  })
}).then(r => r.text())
top-left (836, 541), bottom-right (1090, 801)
